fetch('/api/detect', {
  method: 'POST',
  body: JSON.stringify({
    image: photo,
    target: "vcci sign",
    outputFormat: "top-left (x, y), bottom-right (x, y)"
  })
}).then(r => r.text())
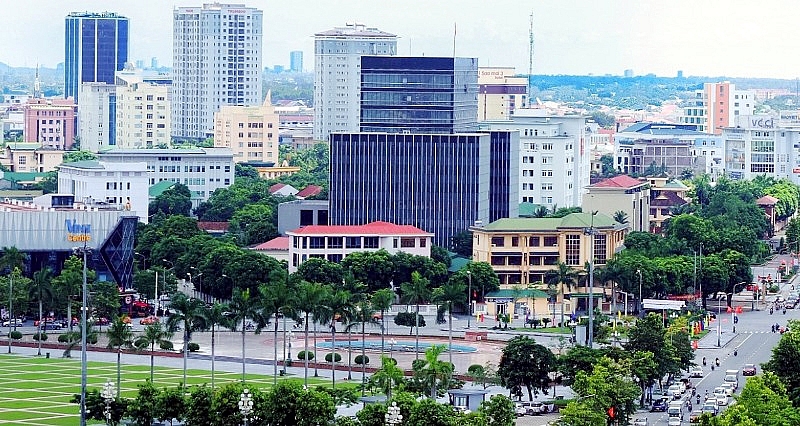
top-left (65, 219), bottom-right (91, 242)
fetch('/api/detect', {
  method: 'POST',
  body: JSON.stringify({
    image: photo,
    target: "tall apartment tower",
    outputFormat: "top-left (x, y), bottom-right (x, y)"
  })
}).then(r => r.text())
top-left (213, 92), bottom-right (279, 164)
top-left (314, 23), bottom-right (397, 142)
top-left (65, 12), bottom-right (129, 104)
top-left (680, 82), bottom-right (755, 135)
top-left (289, 51), bottom-right (303, 73)
top-left (172, 3), bottom-right (263, 141)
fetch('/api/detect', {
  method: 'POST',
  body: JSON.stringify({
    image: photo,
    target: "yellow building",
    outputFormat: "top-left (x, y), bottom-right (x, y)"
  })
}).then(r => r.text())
top-left (213, 92), bottom-right (279, 164)
top-left (471, 212), bottom-right (627, 320)
top-left (477, 67), bottom-right (528, 121)
top-left (583, 175), bottom-right (650, 232)
top-left (115, 72), bottom-right (171, 149)
top-left (3, 143), bottom-right (64, 173)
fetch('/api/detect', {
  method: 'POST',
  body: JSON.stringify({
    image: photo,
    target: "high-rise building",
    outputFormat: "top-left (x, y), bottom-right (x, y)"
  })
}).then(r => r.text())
top-left (360, 56), bottom-right (479, 134)
top-left (289, 51), bottom-right (303, 73)
top-left (213, 92), bottom-right (279, 163)
top-left (679, 82), bottom-right (755, 134)
top-left (477, 67), bottom-right (528, 121)
top-left (78, 83), bottom-right (117, 152)
top-left (172, 3), bottom-right (263, 141)
top-left (724, 113), bottom-right (800, 183)
top-left (23, 98), bottom-right (77, 150)
top-left (64, 12), bottom-right (129, 104)
top-left (314, 23), bottom-right (397, 141)
top-left (115, 70), bottom-right (171, 149)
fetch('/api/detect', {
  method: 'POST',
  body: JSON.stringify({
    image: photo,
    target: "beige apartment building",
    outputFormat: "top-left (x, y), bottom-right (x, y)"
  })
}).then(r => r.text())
top-left (477, 67), bottom-right (528, 121)
top-left (213, 94), bottom-right (279, 164)
top-left (3, 143), bottom-right (64, 173)
top-left (470, 212), bottom-right (627, 320)
top-left (115, 72), bottom-right (171, 149)
top-left (583, 175), bottom-right (650, 232)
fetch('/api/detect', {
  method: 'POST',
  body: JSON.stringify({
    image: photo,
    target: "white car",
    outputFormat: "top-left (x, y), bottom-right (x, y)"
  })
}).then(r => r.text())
top-left (2, 319), bottom-right (23, 327)
top-left (689, 367), bottom-right (704, 378)
top-left (668, 417), bottom-right (682, 426)
top-left (514, 403), bottom-right (527, 417)
top-left (719, 383), bottom-right (735, 396)
top-left (716, 395), bottom-right (729, 406)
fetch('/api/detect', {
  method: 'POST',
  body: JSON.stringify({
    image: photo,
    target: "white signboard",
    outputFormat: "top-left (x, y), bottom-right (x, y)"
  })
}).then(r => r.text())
top-left (642, 299), bottom-right (685, 310)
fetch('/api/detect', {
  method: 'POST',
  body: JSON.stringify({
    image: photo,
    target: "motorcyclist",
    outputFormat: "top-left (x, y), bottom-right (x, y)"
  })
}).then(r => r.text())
top-left (715, 357), bottom-right (720, 367)
top-left (696, 394), bottom-right (701, 405)
top-left (702, 356), bottom-right (707, 366)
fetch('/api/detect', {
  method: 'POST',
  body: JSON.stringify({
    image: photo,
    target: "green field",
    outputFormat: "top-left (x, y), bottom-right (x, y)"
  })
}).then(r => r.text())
top-left (0, 354), bottom-right (330, 425)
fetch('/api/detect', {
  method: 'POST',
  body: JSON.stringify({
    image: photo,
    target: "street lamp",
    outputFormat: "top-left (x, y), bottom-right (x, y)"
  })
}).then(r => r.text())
top-left (7, 267), bottom-right (13, 355)
top-left (238, 388), bottom-right (253, 426)
top-left (389, 338), bottom-right (397, 360)
top-left (584, 211), bottom-right (598, 349)
top-left (636, 269), bottom-right (643, 318)
top-left (385, 401), bottom-right (403, 426)
top-left (102, 379), bottom-right (116, 425)
top-left (74, 246), bottom-right (92, 426)
top-left (466, 269), bottom-right (472, 329)
top-left (191, 266), bottom-right (204, 303)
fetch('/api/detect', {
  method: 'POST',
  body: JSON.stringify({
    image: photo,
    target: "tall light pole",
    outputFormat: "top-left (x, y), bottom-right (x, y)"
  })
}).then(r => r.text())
top-left (467, 269), bottom-right (472, 329)
top-left (7, 270), bottom-right (12, 354)
top-left (586, 211), bottom-right (598, 348)
top-left (637, 269), bottom-right (643, 317)
top-left (75, 245), bottom-right (92, 426)
top-left (161, 259), bottom-right (174, 314)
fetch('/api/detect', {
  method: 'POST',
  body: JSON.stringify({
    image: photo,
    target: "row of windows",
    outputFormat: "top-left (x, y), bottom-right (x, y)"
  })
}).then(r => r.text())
top-left (293, 236), bottom-right (380, 249)
top-left (491, 236), bottom-right (559, 248)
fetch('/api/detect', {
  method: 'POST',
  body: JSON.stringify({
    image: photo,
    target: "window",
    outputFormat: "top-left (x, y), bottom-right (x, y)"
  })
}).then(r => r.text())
top-left (327, 254), bottom-right (343, 263)
top-left (593, 234), bottom-right (607, 265)
top-left (419, 238), bottom-right (427, 247)
top-left (511, 237), bottom-right (519, 247)
top-left (491, 237), bottom-right (505, 247)
top-left (542, 170), bottom-right (553, 177)
top-left (529, 236), bottom-right (540, 246)
top-left (565, 234), bottom-right (581, 265)
top-left (491, 256), bottom-right (505, 266)
top-left (328, 237), bottom-right (343, 249)
top-left (309, 237), bottom-right (325, 249)
top-left (346, 237), bottom-right (361, 248)
top-left (364, 237), bottom-right (379, 248)
top-left (401, 238), bottom-right (415, 248)
top-left (543, 236), bottom-right (558, 247)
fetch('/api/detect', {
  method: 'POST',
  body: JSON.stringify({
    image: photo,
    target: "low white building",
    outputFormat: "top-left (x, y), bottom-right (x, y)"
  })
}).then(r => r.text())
top-left (97, 148), bottom-right (234, 207)
top-left (724, 113), bottom-right (800, 182)
top-left (57, 160), bottom-right (149, 222)
top-left (287, 221), bottom-right (433, 272)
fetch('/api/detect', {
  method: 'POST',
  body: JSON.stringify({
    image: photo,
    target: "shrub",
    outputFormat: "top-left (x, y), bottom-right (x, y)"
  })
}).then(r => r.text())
top-left (354, 354), bottom-right (369, 365)
top-left (32, 332), bottom-right (47, 341)
top-left (9, 330), bottom-right (22, 340)
top-left (325, 352), bottom-right (342, 363)
top-left (297, 350), bottom-right (314, 361)
top-left (187, 342), bottom-right (200, 352)
top-left (468, 364), bottom-right (484, 374)
top-left (58, 334), bottom-right (70, 343)
top-left (160, 340), bottom-right (174, 350)
top-left (87, 333), bottom-right (98, 344)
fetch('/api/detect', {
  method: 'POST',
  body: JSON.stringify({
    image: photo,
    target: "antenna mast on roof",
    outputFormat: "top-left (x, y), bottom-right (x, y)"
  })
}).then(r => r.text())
top-left (528, 11), bottom-right (534, 94)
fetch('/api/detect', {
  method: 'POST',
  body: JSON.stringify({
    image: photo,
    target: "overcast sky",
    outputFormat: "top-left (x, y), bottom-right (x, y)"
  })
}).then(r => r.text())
top-left (3, 0), bottom-right (800, 78)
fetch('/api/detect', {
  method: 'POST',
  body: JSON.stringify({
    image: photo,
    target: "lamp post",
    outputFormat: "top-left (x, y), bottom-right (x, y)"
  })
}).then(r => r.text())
top-left (585, 211), bottom-right (598, 349)
top-left (385, 401), bottom-right (403, 426)
top-left (7, 269), bottom-right (12, 354)
top-left (466, 269), bottom-right (472, 329)
top-left (191, 266), bottom-right (204, 303)
top-left (238, 388), bottom-right (253, 426)
top-left (636, 269), bottom-right (643, 318)
top-left (717, 296), bottom-right (722, 348)
top-left (161, 259), bottom-right (174, 315)
top-left (389, 338), bottom-right (396, 360)
top-left (102, 379), bottom-right (116, 425)
top-left (74, 246), bottom-right (92, 426)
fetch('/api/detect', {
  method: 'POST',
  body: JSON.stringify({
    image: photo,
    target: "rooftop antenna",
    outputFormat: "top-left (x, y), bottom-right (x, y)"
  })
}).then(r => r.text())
top-left (453, 22), bottom-right (457, 57)
top-left (528, 11), bottom-right (535, 92)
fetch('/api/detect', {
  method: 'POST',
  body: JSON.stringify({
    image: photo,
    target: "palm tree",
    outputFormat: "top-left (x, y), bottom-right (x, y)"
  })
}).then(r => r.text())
top-left (2, 246), bottom-right (27, 352)
top-left (29, 268), bottom-right (53, 356)
top-left (613, 210), bottom-right (629, 224)
top-left (203, 302), bottom-right (231, 389)
top-left (346, 299), bottom-right (382, 395)
top-left (227, 287), bottom-right (263, 383)
top-left (166, 292), bottom-right (207, 388)
top-left (296, 282), bottom-right (329, 387)
top-left (324, 289), bottom-right (353, 390)
top-left (417, 344), bottom-right (453, 398)
top-left (533, 205), bottom-right (549, 218)
top-left (135, 321), bottom-right (172, 383)
top-left (544, 262), bottom-right (578, 328)
top-left (310, 286), bottom-right (332, 378)
top-left (433, 280), bottom-right (466, 368)
top-left (371, 356), bottom-right (404, 399)
top-left (260, 273), bottom-right (298, 386)
top-left (371, 288), bottom-right (394, 357)
top-left (106, 316), bottom-right (134, 393)
top-left (401, 271), bottom-right (431, 360)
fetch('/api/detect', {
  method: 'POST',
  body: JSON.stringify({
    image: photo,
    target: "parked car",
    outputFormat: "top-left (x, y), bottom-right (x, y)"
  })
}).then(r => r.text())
top-left (742, 363), bottom-right (757, 376)
top-left (651, 399), bottom-right (668, 412)
top-left (527, 402), bottom-right (545, 415)
top-left (690, 367), bottom-right (704, 378)
top-left (2, 319), bottom-right (23, 327)
top-left (633, 418), bottom-right (649, 426)
top-left (140, 315), bottom-right (159, 325)
top-left (43, 322), bottom-right (63, 330)
top-left (514, 403), bottom-right (527, 417)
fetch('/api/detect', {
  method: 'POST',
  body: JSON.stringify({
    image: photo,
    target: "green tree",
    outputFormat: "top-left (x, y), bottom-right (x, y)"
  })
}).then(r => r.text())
top-left (479, 395), bottom-right (515, 426)
top-left (498, 336), bottom-right (557, 401)
top-left (406, 398), bottom-right (457, 426)
top-left (714, 371), bottom-right (800, 425)
top-left (764, 319), bottom-right (800, 405)
top-left (135, 321), bottom-right (173, 383)
top-left (228, 203), bottom-right (278, 246)
top-left (625, 313), bottom-right (679, 384)
top-left (106, 316), bottom-right (134, 394)
top-left (29, 268), bottom-right (53, 356)
top-left (401, 271), bottom-right (432, 359)
top-left (1, 246), bottom-right (28, 342)
top-left (613, 210), bottom-right (629, 224)
top-left (371, 288), bottom-right (395, 357)
top-left (434, 280), bottom-right (466, 367)
top-left (185, 385), bottom-right (214, 426)
top-left (52, 255), bottom-right (95, 332)
top-left (324, 289), bottom-right (354, 390)
top-left (227, 287), bottom-right (264, 383)
top-left (166, 293), bottom-right (207, 387)
top-left (450, 231), bottom-right (473, 257)
top-left (203, 302), bottom-right (231, 389)
top-left (371, 356), bottom-right (405, 399)
top-left (63, 150), bottom-right (98, 163)
top-left (128, 381), bottom-right (161, 426)
top-left (544, 262), bottom-right (579, 326)
top-left (563, 357), bottom-right (640, 426)
top-left (556, 345), bottom-right (605, 386)
top-left (90, 280), bottom-right (121, 321)
top-left (347, 299), bottom-right (382, 395)
top-left (149, 183), bottom-right (192, 217)
top-left (260, 272), bottom-right (299, 385)
top-left (296, 258), bottom-right (344, 287)
top-left (156, 385), bottom-right (187, 425)
top-left (341, 250), bottom-right (395, 292)
top-left (415, 344), bottom-right (454, 398)
top-left (235, 163), bottom-right (260, 179)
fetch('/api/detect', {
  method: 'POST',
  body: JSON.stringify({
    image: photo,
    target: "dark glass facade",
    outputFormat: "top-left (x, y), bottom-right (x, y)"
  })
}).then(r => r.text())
top-left (360, 56), bottom-right (478, 134)
top-left (65, 13), bottom-right (129, 102)
top-left (486, 130), bottom-right (519, 222)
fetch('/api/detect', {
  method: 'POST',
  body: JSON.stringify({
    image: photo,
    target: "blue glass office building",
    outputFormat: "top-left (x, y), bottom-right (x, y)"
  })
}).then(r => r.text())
top-left (65, 12), bottom-right (129, 103)
top-left (330, 131), bottom-right (518, 247)
top-left (360, 56), bottom-right (479, 134)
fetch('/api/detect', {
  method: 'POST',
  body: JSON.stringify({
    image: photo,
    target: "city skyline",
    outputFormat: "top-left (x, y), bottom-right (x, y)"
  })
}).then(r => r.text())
top-left (2, 1), bottom-right (800, 78)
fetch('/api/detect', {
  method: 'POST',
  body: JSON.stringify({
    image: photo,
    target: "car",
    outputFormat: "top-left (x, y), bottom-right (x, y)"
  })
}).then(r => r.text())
top-left (719, 383), bottom-right (735, 396)
top-left (667, 385), bottom-right (683, 400)
top-left (716, 395), bottom-right (729, 406)
top-left (668, 417), bottom-right (682, 426)
top-left (689, 368), bottom-right (704, 378)
top-left (742, 364), bottom-right (757, 376)
top-left (702, 403), bottom-right (718, 416)
top-left (689, 410), bottom-right (703, 423)
top-left (633, 418), bottom-right (649, 426)
top-left (139, 315), bottom-right (160, 325)
top-left (724, 375), bottom-right (739, 390)
top-left (514, 403), bottom-right (527, 417)
top-left (527, 402), bottom-right (545, 415)
top-left (2, 319), bottom-right (23, 327)
top-left (44, 322), bottom-right (63, 330)
top-left (651, 399), bottom-right (668, 412)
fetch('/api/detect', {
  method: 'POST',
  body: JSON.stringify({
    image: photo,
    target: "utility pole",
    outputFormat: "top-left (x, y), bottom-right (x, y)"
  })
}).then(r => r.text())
top-left (528, 12), bottom-right (534, 98)
top-left (586, 211), bottom-right (598, 348)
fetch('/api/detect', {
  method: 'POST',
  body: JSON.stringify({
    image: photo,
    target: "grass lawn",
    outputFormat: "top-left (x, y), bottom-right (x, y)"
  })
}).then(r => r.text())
top-left (0, 354), bottom-right (333, 425)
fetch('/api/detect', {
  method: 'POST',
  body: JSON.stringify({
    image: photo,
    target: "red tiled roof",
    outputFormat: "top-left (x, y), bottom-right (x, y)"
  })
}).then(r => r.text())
top-left (252, 236), bottom-right (290, 251)
top-left (288, 221), bottom-right (432, 236)
top-left (589, 175), bottom-right (644, 189)
top-left (197, 221), bottom-right (229, 232)
top-left (296, 185), bottom-right (322, 198)
top-left (651, 191), bottom-right (688, 208)
top-left (756, 195), bottom-right (779, 205)
top-left (269, 183), bottom-right (286, 193)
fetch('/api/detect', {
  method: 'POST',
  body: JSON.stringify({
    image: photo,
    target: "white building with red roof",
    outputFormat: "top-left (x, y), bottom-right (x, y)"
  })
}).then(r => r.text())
top-left (251, 236), bottom-right (290, 263)
top-left (286, 221), bottom-right (432, 272)
top-left (583, 175), bottom-right (650, 232)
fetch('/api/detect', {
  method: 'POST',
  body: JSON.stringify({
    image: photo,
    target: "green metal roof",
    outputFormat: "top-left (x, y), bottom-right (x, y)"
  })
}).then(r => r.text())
top-left (149, 180), bottom-right (176, 197)
top-left (485, 289), bottom-right (550, 299)
top-left (479, 212), bottom-right (618, 232)
top-left (662, 180), bottom-right (688, 189)
top-left (2, 172), bottom-right (47, 182)
top-left (60, 160), bottom-right (103, 169)
top-left (518, 202), bottom-right (547, 217)
top-left (448, 256), bottom-right (470, 273)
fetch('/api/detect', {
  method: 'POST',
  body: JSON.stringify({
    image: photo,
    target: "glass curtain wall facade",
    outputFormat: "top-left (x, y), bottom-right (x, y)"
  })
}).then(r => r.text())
top-left (65, 12), bottom-right (129, 102)
top-left (360, 56), bottom-right (479, 134)
top-left (330, 132), bottom-right (490, 247)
